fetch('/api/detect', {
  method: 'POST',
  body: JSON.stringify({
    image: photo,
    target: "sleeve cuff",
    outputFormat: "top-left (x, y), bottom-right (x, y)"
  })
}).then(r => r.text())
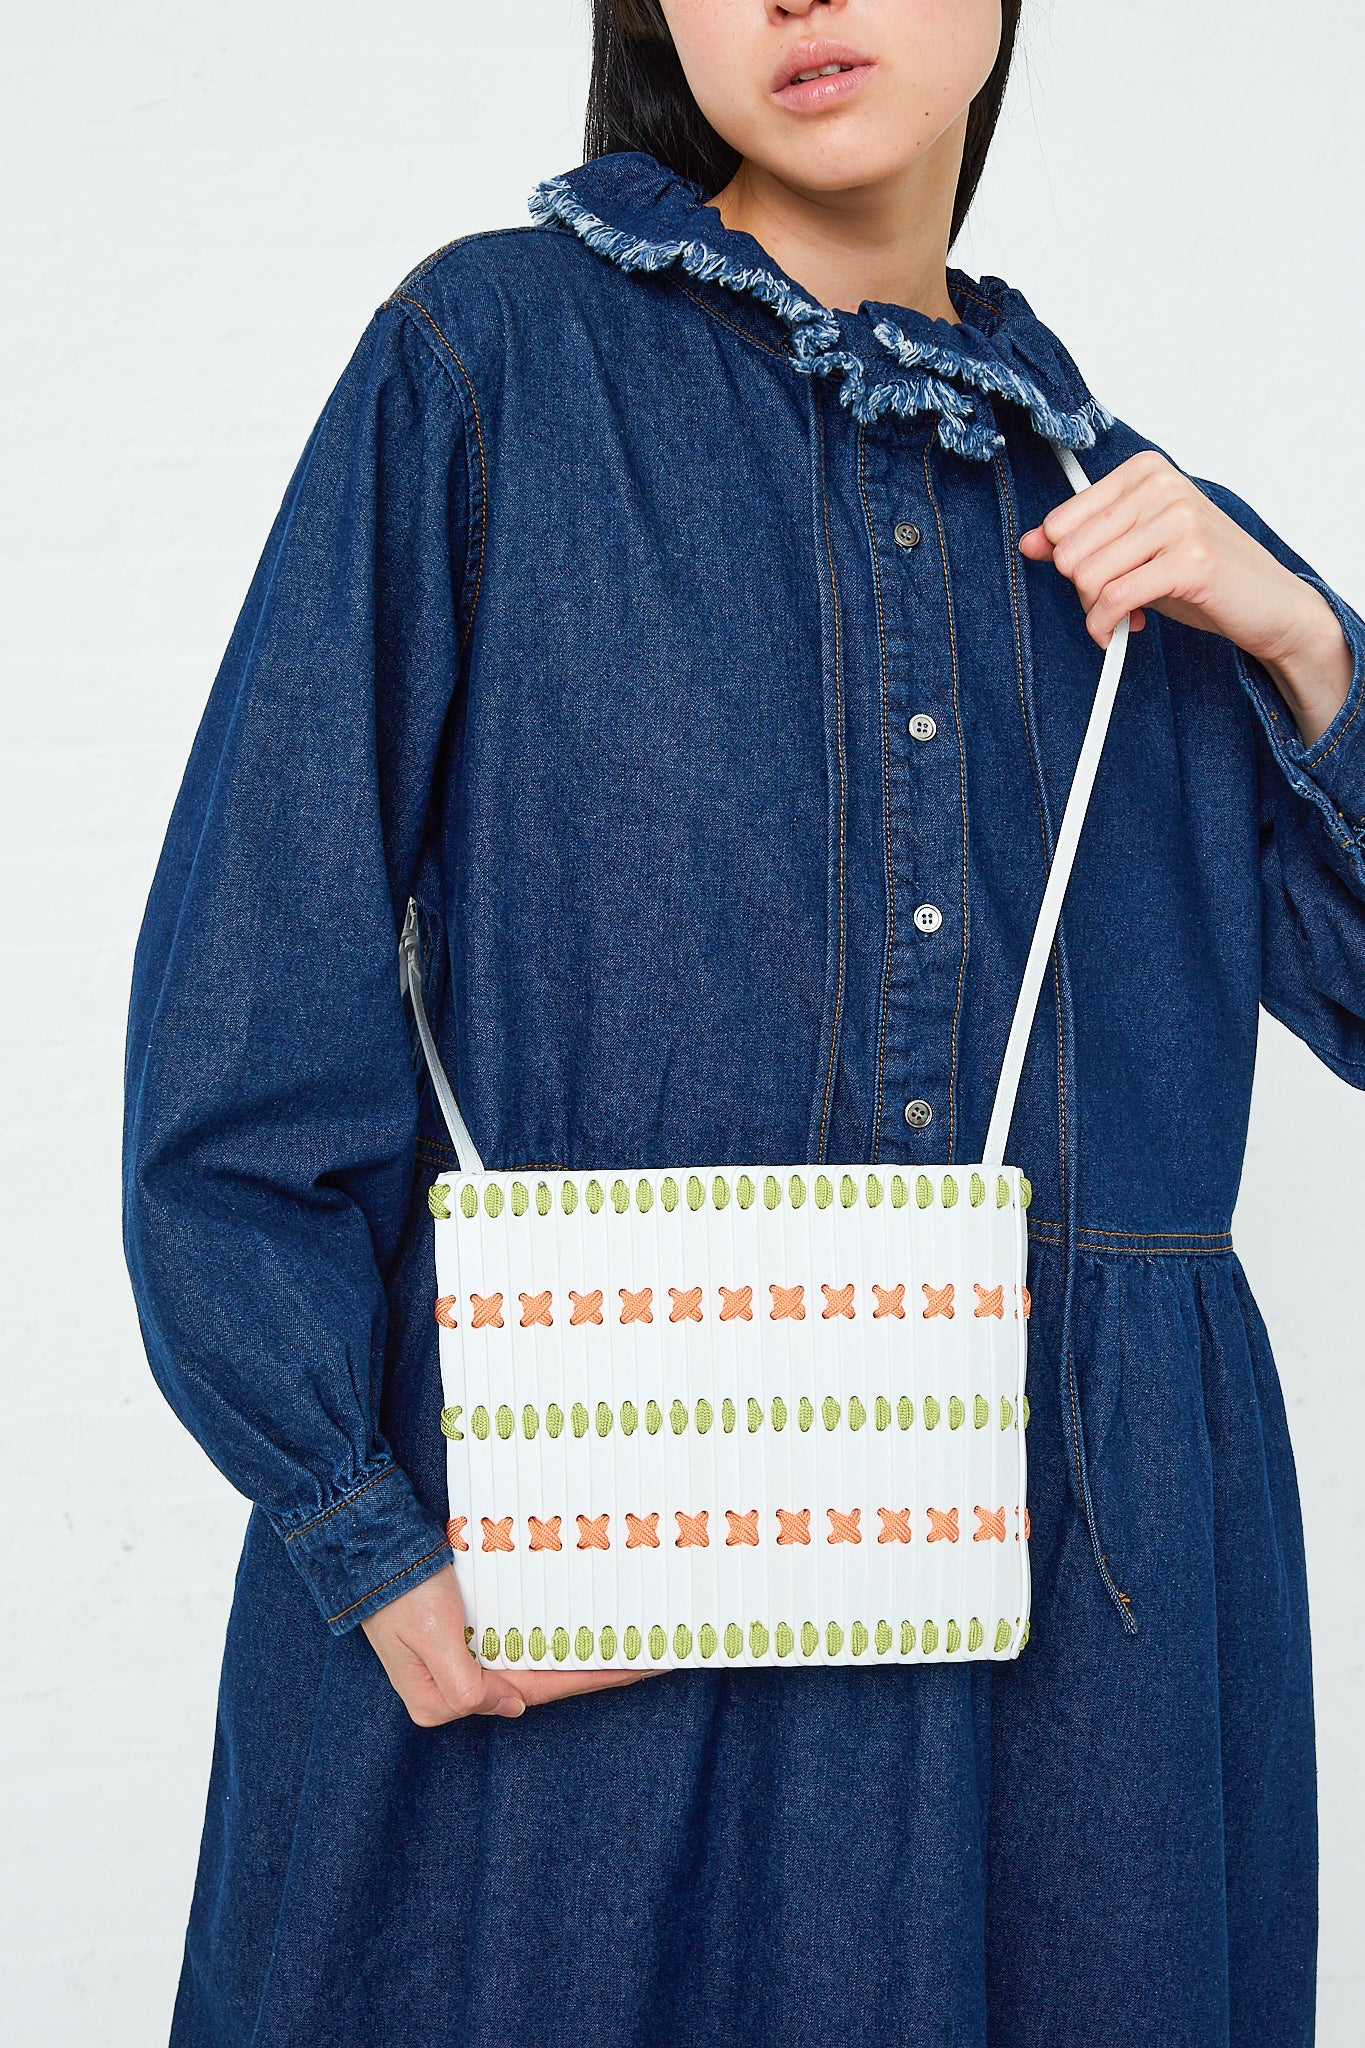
top-left (277, 1461), bottom-right (454, 1634)
top-left (1236, 575), bottom-right (1365, 864)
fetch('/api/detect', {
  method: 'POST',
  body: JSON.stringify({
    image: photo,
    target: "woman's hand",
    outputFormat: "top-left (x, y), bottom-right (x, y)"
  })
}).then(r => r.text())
top-left (1020, 450), bottom-right (1353, 745)
top-left (361, 1568), bottom-right (657, 1724)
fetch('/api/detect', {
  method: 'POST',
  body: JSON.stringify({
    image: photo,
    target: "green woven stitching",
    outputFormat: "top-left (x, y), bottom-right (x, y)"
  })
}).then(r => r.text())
top-left (636, 1177), bottom-right (654, 1213)
top-left (699, 1622), bottom-right (717, 1658)
top-left (750, 1621), bottom-right (770, 1657)
top-left (599, 1625), bottom-right (617, 1660)
top-left (484, 1184), bottom-right (504, 1218)
top-left (624, 1625), bottom-right (642, 1659)
top-left (840, 1173), bottom-right (857, 1209)
top-left (969, 1173), bottom-right (985, 1208)
top-left (815, 1174), bottom-right (833, 1209)
top-left (621, 1399), bottom-right (638, 1436)
top-left (898, 1395), bottom-right (914, 1429)
top-left (536, 1181), bottom-right (552, 1216)
top-left (789, 1172), bottom-right (807, 1208)
top-left (1023, 1395), bottom-right (1031, 1428)
top-left (775, 1621), bottom-right (795, 1656)
top-left (595, 1400), bottom-right (613, 1438)
top-left (994, 1619), bottom-right (1012, 1651)
top-left (511, 1181), bottom-right (529, 1216)
top-left (561, 1180), bottom-right (578, 1215)
top-left (670, 1398), bottom-right (688, 1434)
top-left (875, 1395), bottom-right (891, 1431)
top-left (900, 1621), bottom-right (916, 1653)
top-left (826, 1622), bottom-right (844, 1655)
top-left (1001, 1397), bottom-right (1014, 1429)
top-left (801, 1621), bottom-right (819, 1656)
top-left (822, 1395), bottom-right (841, 1431)
top-left (1020, 1177), bottom-right (1032, 1208)
top-left (505, 1627), bottom-right (524, 1662)
top-left (440, 1405), bottom-right (464, 1440)
top-left (850, 1621), bottom-right (868, 1655)
top-left (798, 1396), bottom-right (814, 1432)
top-left (460, 1185), bottom-right (478, 1219)
top-left (496, 1404), bottom-right (514, 1440)
top-left (472, 1406), bottom-right (490, 1440)
top-left (967, 1618), bottom-right (984, 1651)
top-left (721, 1396), bottom-right (736, 1433)
top-left (575, 1625), bottom-right (594, 1661)
top-left (661, 1176), bottom-right (679, 1212)
top-left (942, 1173), bottom-right (958, 1209)
top-left (586, 1178), bottom-right (604, 1214)
top-left (748, 1397), bottom-right (763, 1432)
top-left (737, 1174), bottom-right (755, 1210)
top-left (922, 1620), bottom-right (939, 1652)
top-left (916, 1174), bottom-right (933, 1209)
top-left (529, 1626), bottom-right (546, 1659)
top-left (974, 1394), bottom-right (989, 1429)
top-left (923, 1395), bottom-right (941, 1431)
top-left (572, 1401), bottom-right (589, 1438)
top-left (476, 1616), bottom-right (1034, 1663)
top-left (482, 1627), bottom-right (500, 1660)
top-left (771, 1395), bottom-right (788, 1431)
top-left (875, 1619), bottom-right (893, 1653)
top-left (945, 1620), bottom-right (961, 1653)
top-left (696, 1397), bottom-right (713, 1434)
top-left (996, 1175), bottom-right (1010, 1208)
top-left (611, 1178), bottom-right (629, 1214)
top-left (713, 1175), bottom-right (730, 1210)
top-left (849, 1395), bottom-right (866, 1431)
top-left (948, 1396), bottom-right (964, 1430)
top-left (429, 1182), bottom-right (452, 1219)
top-left (687, 1175), bottom-right (704, 1211)
top-left (649, 1624), bottom-right (667, 1659)
top-left (891, 1173), bottom-right (908, 1208)
top-left (673, 1624), bottom-right (693, 1658)
top-left (725, 1622), bottom-right (743, 1658)
top-left (552, 1626), bottom-right (570, 1662)
top-left (521, 1404), bottom-right (537, 1440)
top-left (764, 1174), bottom-right (781, 1210)
top-left (867, 1173), bottom-right (883, 1208)
top-left (546, 1402), bottom-right (564, 1438)
top-left (454, 1391), bottom-right (1020, 1444)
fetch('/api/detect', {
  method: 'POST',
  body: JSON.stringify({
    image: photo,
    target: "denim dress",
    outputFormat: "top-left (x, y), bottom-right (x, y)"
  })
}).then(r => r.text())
top-left (123, 151), bottom-right (1365, 2048)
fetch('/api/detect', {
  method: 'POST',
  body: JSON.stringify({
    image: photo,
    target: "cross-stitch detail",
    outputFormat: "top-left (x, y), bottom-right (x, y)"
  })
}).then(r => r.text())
top-left (482, 1516), bottom-right (514, 1552)
top-left (726, 1509), bottom-right (760, 1546)
top-left (433, 1294), bottom-right (458, 1328)
top-left (974, 1505), bottom-right (1007, 1542)
top-left (446, 1515), bottom-right (467, 1550)
top-left (877, 1507), bottom-right (912, 1543)
top-left (777, 1508), bottom-right (811, 1544)
top-left (770, 1283), bottom-right (806, 1320)
top-left (827, 1508), bottom-right (862, 1543)
top-left (927, 1507), bottom-right (960, 1543)
top-left (873, 1283), bottom-right (905, 1318)
top-left (620, 1286), bottom-right (653, 1323)
top-left (675, 1510), bottom-right (709, 1547)
top-left (669, 1285), bottom-right (703, 1322)
top-left (577, 1512), bottom-right (610, 1550)
top-left (822, 1282), bottom-right (856, 1318)
top-left (922, 1282), bottom-right (955, 1318)
top-left (519, 1289), bottom-right (553, 1327)
top-left (569, 1288), bottom-right (603, 1325)
top-left (440, 1405), bottom-right (464, 1440)
top-left (719, 1284), bottom-right (752, 1321)
top-left (429, 1183), bottom-right (452, 1219)
top-left (974, 1283), bottom-right (1004, 1318)
top-left (470, 1292), bottom-right (504, 1329)
top-left (529, 1515), bottom-right (562, 1551)
top-left (626, 1512), bottom-right (659, 1547)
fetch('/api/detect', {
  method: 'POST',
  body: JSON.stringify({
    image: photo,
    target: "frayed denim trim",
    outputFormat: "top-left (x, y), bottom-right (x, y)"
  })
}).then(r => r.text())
top-left (530, 175), bottom-right (1103, 461)
top-left (872, 319), bottom-right (1115, 452)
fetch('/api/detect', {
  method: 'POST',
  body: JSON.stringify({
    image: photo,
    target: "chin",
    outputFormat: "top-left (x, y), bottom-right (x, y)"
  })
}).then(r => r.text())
top-left (763, 136), bottom-right (933, 199)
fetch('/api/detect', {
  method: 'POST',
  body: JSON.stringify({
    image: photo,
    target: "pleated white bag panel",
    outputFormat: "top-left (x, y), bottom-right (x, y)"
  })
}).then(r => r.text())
top-left (431, 1163), bottom-right (1030, 1670)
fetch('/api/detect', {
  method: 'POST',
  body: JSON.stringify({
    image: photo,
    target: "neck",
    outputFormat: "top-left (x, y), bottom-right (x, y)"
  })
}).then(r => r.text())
top-left (707, 121), bottom-right (965, 321)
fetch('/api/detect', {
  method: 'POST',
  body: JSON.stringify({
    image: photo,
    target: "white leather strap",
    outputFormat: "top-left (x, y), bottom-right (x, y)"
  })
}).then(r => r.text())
top-left (400, 899), bottom-right (485, 1174)
top-left (981, 446), bottom-right (1130, 1165)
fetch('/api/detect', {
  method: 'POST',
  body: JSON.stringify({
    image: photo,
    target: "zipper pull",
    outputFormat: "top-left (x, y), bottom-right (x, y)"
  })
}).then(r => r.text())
top-left (399, 895), bottom-right (420, 997)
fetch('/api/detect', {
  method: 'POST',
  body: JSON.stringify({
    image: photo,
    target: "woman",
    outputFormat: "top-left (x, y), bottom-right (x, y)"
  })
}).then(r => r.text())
top-left (123, 3), bottom-right (1361, 2042)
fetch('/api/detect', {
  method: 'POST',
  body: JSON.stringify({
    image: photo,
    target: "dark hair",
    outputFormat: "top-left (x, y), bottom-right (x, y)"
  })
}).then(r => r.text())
top-left (586, 3), bottom-right (1023, 247)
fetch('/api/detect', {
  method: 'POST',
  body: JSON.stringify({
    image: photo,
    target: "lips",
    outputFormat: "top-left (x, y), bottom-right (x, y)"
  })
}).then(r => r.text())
top-left (770, 38), bottom-right (877, 103)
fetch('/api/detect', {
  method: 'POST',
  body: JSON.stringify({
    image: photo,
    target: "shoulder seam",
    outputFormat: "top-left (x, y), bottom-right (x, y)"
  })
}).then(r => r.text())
top-left (385, 293), bottom-right (488, 655)
top-left (379, 223), bottom-right (566, 304)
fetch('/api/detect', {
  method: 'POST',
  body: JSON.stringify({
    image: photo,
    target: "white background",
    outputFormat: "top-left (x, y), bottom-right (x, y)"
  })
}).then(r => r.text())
top-left (2, 2), bottom-right (1362, 2040)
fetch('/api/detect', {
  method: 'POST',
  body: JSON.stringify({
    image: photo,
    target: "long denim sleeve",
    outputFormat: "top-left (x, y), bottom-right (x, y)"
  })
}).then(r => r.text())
top-left (123, 304), bottom-right (479, 1632)
top-left (1204, 482), bottom-right (1365, 1081)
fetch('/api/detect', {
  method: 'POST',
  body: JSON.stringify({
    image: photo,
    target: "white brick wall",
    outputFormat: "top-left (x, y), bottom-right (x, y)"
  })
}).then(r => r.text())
top-left (2, 3), bottom-right (1360, 2040)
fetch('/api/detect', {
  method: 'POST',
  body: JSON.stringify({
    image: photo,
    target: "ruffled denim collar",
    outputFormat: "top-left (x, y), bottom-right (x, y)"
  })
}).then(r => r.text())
top-left (530, 152), bottom-right (1112, 462)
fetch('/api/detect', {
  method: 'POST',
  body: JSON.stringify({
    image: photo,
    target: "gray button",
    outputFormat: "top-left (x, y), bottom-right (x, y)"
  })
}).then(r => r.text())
top-left (908, 713), bottom-right (937, 742)
top-left (893, 521), bottom-right (922, 551)
top-left (913, 903), bottom-right (943, 934)
top-left (904, 1098), bottom-right (933, 1130)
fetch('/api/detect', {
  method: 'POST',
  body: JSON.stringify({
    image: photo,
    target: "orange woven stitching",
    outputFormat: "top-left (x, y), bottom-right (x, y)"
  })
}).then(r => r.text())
top-left (445, 1515), bottom-right (468, 1551)
top-left (876, 1506), bottom-right (913, 1544)
top-left (821, 1282), bottom-right (855, 1319)
top-left (433, 1295), bottom-right (458, 1328)
top-left (1017, 1286), bottom-right (1032, 1320)
top-left (926, 1507), bottom-right (960, 1543)
top-left (481, 1515), bottom-right (514, 1552)
top-left (675, 1510), bottom-right (710, 1547)
top-left (528, 1515), bottom-right (562, 1551)
top-left (872, 1283), bottom-right (905, 1319)
top-left (519, 1290), bottom-right (553, 1328)
top-left (922, 1282), bottom-right (955, 1319)
top-left (576, 1513), bottom-right (610, 1550)
top-left (719, 1285), bottom-right (753, 1321)
top-left (776, 1508), bottom-right (811, 1545)
top-left (974, 1505), bottom-right (1007, 1542)
top-left (770, 1283), bottom-right (806, 1321)
top-left (470, 1292), bottom-right (504, 1330)
top-left (1015, 1507), bottom-right (1032, 1540)
top-left (569, 1289), bottom-right (604, 1326)
top-left (973, 1284), bottom-right (1004, 1319)
top-left (619, 1286), bottom-right (653, 1324)
top-left (626, 1512), bottom-right (660, 1548)
top-left (725, 1508), bottom-right (760, 1546)
top-left (669, 1285), bottom-right (703, 1323)
top-left (826, 1507), bottom-right (862, 1544)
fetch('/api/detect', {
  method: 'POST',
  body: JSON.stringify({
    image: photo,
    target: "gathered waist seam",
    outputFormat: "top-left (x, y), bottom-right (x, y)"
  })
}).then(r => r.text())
top-left (1029, 1220), bottom-right (1234, 1256)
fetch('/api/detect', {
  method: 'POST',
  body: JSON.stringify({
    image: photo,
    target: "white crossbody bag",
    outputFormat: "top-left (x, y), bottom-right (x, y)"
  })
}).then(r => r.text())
top-left (402, 448), bottom-right (1128, 1672)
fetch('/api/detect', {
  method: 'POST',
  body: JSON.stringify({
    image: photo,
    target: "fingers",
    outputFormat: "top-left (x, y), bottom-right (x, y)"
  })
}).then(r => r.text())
top-left (505, 1668), bottom-right (665, 1709)
top-left (362, 1567), bottom-right (526, 1725)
